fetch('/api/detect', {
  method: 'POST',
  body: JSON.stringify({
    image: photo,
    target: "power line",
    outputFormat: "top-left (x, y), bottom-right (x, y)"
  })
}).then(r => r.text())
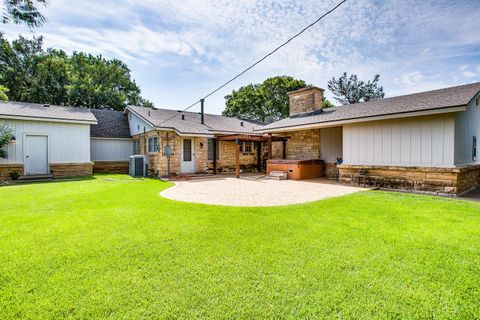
top-left (156, 0), bottom-right (348, 126)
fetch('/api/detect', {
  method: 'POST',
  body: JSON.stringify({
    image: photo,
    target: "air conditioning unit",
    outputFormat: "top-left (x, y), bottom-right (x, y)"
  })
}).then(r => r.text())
top-left (129, 155), bottom-right (148, 177)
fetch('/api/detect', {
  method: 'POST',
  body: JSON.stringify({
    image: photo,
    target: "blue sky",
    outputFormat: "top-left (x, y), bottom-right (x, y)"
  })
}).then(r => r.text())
top-left (3, 0), bottom-right (480, 114)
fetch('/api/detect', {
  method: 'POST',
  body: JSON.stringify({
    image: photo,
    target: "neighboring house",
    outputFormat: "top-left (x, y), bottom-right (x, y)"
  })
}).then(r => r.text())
top-left (258, 82), bottom-right (480, 195)
top-left (0, 102), bottom-right (96, 179)
top-left (90, 109), bottom-right (133, 173)
top-left (125, 106), bottom-right (267, 176)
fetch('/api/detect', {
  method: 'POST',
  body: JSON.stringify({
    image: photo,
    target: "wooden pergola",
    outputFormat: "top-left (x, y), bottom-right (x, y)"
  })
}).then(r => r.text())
top-left (214, 134), bottom-right (288, 178)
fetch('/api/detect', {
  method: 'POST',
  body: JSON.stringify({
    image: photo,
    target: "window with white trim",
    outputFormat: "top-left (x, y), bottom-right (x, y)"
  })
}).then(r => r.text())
top-left (241, 141), bottom-right (253, 154)
top-left (133, 140), bottom-right (140, 154)
top-left (473, 136), bottom-right (477, 161)
top-left (207, 138), bottom-right (219, 161)
top-left (148, 137), bottom-right (159, 153)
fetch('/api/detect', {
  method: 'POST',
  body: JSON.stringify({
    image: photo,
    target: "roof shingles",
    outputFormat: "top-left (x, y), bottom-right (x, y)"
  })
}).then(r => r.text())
top-left (0, 101), bottom-right (97, 123)
top-left (259, 82), bottom-right (480, 132)
top-left (127, 106), bottom-right (261, 135)
top-left (90, 109), bottom-right (131, 138)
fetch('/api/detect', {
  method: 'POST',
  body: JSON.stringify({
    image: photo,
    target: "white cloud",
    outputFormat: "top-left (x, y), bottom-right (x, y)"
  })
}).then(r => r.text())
top-left (1, 0), bottom-right (479, 112)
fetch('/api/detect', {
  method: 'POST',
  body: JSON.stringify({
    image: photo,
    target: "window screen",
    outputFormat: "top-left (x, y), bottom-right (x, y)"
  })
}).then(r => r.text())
top-left (183, 139), bottom-right (192, 161)
top-left (207, 139), bottom-right (219, 161)
top-left (242, 141), bottom-right (253, 153)
top-left (148, 137), bottom-right (159, 153)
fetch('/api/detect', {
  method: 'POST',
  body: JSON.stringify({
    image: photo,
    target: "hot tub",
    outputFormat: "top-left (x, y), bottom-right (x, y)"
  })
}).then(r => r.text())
top-left (266, 159), bottom-right (325, 180)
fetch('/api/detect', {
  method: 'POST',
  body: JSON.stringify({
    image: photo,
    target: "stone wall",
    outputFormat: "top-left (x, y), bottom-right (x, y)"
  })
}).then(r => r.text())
top-left (0, 164), bottom-right (23, 180)
top-left (324, 162), bottom-right (338, 179)
top-left (50, 162), bottom-right (93, 178)
top-left (93, 161), bottom-right (129, 174)
top-left (288, 87), bottom-right (324, 117)
top-left (285, 129), bottom-right (321, 160)
top-left (133, 131), bottom-right (262, 176)
top-left (338, 164), bottom-right (480, 195)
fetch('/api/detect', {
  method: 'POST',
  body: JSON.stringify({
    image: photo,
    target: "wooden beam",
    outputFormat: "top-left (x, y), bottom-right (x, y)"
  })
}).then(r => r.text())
top-left (256, 141), bottom-right (262, 172)
top-left (267, 134), bottom-right (272, 160)
top-left (213, 138), bottom-right (217, 175)
top-left (235, 143), bottom-right (241, 178)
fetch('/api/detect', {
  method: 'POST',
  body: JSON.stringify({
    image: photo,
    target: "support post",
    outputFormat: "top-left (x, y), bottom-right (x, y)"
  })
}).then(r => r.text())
top-left (213, 138), bottom-right (217, 175)
top-left (267, 134), bottom-right (272, 160)
top-left (235, 142), bottom-right (241, 178)
top-left (282, 139), bottom-right (287, 159)
top-left (256, 141), bottom-right (262, 172)
top-left (200, 98), bottom-right (205, 125)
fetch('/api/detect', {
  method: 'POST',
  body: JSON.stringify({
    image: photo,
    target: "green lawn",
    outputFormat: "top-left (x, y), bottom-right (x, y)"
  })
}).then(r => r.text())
top-left (1, 175), bottom-right (479, 319)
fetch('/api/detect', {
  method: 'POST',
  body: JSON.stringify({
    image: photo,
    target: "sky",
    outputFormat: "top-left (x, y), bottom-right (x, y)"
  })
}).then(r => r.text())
top-left (2, 0), bottom-right (480, 114)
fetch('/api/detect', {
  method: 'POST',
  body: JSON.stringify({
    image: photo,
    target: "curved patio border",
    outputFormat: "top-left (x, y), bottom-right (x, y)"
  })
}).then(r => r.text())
top-left (159, 177), bottom-right (366, 207)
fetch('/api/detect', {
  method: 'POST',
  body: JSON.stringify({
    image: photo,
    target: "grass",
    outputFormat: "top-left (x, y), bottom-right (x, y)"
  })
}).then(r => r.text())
top-left (1, 174), bottom-right (480, 319)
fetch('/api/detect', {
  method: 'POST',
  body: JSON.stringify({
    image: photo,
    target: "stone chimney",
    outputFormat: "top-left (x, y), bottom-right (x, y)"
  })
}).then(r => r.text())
top-left (287, 86), bottom-right (325, 117)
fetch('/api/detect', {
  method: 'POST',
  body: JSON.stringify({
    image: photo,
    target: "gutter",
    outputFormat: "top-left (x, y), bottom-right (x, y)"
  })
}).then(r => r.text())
top-left (0, 114), bottom-right (97, 125)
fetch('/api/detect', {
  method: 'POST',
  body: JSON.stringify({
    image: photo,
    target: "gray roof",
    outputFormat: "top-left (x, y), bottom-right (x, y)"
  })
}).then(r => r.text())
top-left (259, 82), bottom-right (480, 132)
top-left (0, 101), bottom-right (97, 123)
top-left (127, 105), bottom-right (262, 135)
top-left (90, 109), bottom-right (131, 138)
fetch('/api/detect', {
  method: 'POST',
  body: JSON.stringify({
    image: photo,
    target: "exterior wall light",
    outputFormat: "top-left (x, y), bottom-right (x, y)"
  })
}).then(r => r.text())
top-left (10, 136), bottom-right (16, 144)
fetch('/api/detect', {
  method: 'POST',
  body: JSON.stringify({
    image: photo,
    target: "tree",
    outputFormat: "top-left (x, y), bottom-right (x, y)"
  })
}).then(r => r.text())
top-left (322, 96), bottom-right (334, 108)
top-left (2, 0), bottom-right (47, 28)
top-left (0, 122), bottom-right (14, 159)
top-left (0, 35), bottom-right (153, 110)
top-left (223, 76), bottom-right (307, 122)
top-left (0, 85), bottom-right (8, 100)
top-left (327, 72), bottom-right (385, 105)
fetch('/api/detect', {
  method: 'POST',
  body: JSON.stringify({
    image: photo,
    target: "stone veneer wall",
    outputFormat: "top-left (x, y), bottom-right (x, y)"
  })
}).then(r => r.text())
top-left (285, 129), bottom-right (321, 160)
top-left (0, 164), bottom-right (23, 180)
top-left (93, 161), bottom-right (129, 174)
top-left (50, 162), bottom-right (93, 178)
top-left (338, 164), bottom-right (480, 195)
top-left (134, 131), bottom-right (261, 176)
top-left (324, 163), bottom-right (339, 179)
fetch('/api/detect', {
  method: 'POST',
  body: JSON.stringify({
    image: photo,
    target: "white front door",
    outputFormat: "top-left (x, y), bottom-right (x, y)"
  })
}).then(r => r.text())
top-left (180, 138), bottom-right (195, 173)
top-left (25, 135), bottom-right (49, 175)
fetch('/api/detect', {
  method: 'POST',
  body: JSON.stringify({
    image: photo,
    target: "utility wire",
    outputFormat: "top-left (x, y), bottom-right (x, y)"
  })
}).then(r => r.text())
top-left (156, 0), bottom-right (348, 126)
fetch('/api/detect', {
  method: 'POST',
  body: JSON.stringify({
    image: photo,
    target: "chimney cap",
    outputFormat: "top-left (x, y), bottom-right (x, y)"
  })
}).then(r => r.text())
top-left (287, 86), bottom-right (324, 96)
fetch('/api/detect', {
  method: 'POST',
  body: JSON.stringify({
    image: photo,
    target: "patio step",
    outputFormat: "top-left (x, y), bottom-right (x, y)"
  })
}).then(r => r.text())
top-left (268, 171), bottom-right (288, 180)
top-left (17, 174), bottom-right (53, 183)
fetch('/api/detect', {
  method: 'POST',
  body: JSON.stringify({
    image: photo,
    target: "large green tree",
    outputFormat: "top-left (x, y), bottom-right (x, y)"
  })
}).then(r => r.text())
top-left (2, 0), bottom-right (47, 27)
top-left (0, 35), bottom-right (153, 110)
top-left (327, 72), bottom-right (385, 105)
top-left (223, 76), bottom-right (307, 122)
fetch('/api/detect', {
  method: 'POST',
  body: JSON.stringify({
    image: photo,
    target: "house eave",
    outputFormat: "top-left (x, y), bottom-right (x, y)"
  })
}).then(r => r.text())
top-left (0, 114), bottom-right (97, 125)
top-left (257, 105), bottom-right (467, 133)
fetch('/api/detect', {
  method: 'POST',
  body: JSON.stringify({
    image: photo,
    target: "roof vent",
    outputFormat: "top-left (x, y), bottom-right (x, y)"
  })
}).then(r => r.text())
top-left (240, 121), bottom-right (244, 127)
top-left (181, 114), bottom-right (185, 120)
top-left (43, 104), bottom-right (49, 108)
top-left (148, 110), bottom-right (151, 117)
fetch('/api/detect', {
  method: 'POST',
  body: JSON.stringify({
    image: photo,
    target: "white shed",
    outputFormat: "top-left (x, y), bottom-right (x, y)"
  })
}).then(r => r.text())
top-left (0, 102), bottom-right (97, 179)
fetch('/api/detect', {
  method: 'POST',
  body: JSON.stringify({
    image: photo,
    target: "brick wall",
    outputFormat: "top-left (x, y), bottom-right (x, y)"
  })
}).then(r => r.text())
top-left (133, 131), bottom-right (262, 176)
top-left (288, 87), bottom-right (324, 117)
top-left (0, 164), bottom-right (23, 180)
top-left (338, 164), bottom-right (480, 195)
top-left (50, 162), bottom-right (93, 178)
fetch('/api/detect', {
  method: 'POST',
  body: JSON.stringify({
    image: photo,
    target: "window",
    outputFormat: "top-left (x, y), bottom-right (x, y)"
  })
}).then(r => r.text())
top-left (148, 137), bottom-right (159, 153)
top-left (241, 141), bottom-right (253, 154)
top-left (133, 140), bottom-right (140, 154)
top-left (473, 136), bottom-right (477, 162)
top-left (207, 138), bottom-right (219, 161)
